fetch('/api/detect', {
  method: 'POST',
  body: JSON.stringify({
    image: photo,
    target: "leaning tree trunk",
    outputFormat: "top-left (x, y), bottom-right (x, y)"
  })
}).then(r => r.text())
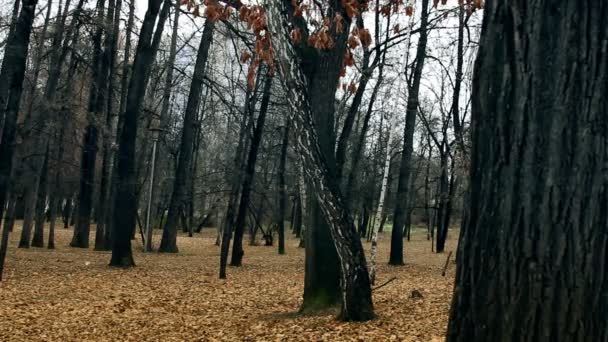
top-left (389, 0), bottom-right (429, 266)
top-left (266, 0), bottom-right (374, 321)
top-left (218, 87), bottom-right (255, 279)
top-left (109, 0), bottom-right (169, 267)
top-left (0, 0), bottom-right (39, 280)
top-left (159, 18), bottom-right (215, 253)
top-left (447, 1), bottom-right (608, 341)
top-left (230, 73), bottom-right (272, 266)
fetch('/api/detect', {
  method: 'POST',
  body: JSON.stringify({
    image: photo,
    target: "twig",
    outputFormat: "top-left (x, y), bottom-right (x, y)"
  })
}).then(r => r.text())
top-left (372, 276), bottom-right (397, 291)
top-left (441, 251), bottom-right (453, 277)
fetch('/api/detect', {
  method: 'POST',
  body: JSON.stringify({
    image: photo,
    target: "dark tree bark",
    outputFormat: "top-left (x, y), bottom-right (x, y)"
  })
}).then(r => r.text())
top-left (389, 0), bottom-right (429, 266)
top-left (230, 73), bottom-right (272, 266)
top-left (110, 0), bottom-right (169, 267)
top-left (159, 18), bottom-right (215, 253)
top-left (447, 1), bottom-right (608, 340)
top-left (73, 0), bottom-right (106, 248)
top-left (71, 126), bottom-right (98, 248)
top-left (277, 122), bottom-right (289, 255)
top-left (0, 0), bottom-right (39, 274)
top-left (105, 0), bottom-right (134, 250)
top-left (0, 0), bottom-right (21, 140)
top-left (95, 0), bottom-right (120, 251)
top-left (31, 146), bottom-right (50, 248)
top-left (62, 196), bottom-right (72, 229)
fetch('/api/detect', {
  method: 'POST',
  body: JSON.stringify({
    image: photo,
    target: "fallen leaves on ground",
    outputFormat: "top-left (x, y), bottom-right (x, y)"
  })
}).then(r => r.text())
top-left (0, 223), bottom-right (457, 341)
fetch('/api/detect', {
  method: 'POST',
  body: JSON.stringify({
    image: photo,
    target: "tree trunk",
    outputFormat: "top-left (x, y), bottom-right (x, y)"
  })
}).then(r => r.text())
top-left (389, 0), bottom-right (429, 266)
top-left (0, 0), bottom-right (39, 261)
top-left (95, 0), bottom-right (120, 251)
top-left (219, 82), bottom-right (256, 279)
top-left (71, 126), bottom-right (98, 248)
top-left (0, 0), bottom-right (21, 140)
top-left (105, 0), bottom-right (133, 250)
top-left (267, 1), bottom-right (374, 321)
top-left (109, 0), bottom-right (169, 267)
top-left (230, 73), bottom-right (272, 266)
top-left (447, 1), bottom-right (608, 340)
top-left (31, 146), bottom-right (50, 248)
top-left (159, 18), bottom-right (215, 253)
top-left (277, 121), bottom-right (289, 255)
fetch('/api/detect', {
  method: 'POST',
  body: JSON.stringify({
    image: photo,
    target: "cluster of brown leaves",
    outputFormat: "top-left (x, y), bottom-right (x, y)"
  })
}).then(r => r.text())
top-left (379, 0), bottom-right (413, 17)
top-left (0, 223), bottom-right (459, 341)
top-left (181, 0), bottom-right (232, 21)
top-left (237, 5), bottom-right (275, 88)
top-left (433, 0), bottom-right (484, 11)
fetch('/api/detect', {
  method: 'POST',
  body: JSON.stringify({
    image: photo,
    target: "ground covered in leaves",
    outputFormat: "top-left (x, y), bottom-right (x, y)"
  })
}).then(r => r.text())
top-left (0, 222), bottom-right (457, 341)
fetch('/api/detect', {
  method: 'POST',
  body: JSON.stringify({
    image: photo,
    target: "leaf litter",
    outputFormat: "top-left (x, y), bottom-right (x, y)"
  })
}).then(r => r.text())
top-left (0, 223), bottom-right (457, 341)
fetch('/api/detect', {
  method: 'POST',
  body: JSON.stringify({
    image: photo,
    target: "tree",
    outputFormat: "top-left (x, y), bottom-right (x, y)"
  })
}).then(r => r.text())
top-left (230, 72), bottom-right (272, 266)
top-left (159, 18), bottom-right (215, 253)
top-left (266, 0), bottom-right (374, 321)
top-left (0, 0), bottom-right (40, 281)
top-left (389, 0), bottom-right (430, 265)
top-left (447, 0), bottom-right (608, 340)
top-left (110, 0), bottom-right (170, 267)
top-left (276, 120), bottom-right (289, 255)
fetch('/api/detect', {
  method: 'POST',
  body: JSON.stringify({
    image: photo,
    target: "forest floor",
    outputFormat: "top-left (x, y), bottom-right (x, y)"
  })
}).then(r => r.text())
top-left (0, 222), bottom-right (458, 341)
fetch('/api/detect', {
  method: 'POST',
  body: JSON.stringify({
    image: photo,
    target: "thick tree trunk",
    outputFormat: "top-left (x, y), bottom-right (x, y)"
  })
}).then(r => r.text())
top-left (95, 0), bottom-right (120, 251)
top-left (0, 0), bottom-right (21, 140)
top-left (109, 0), bottom-right (169, 267)
top-left (105, 0), bottom-right (133, 250)
top-left (230, 74), bottom-right (272, 265)
top-left (159, 18), bottom-right (215, 253)
top-left (71, 126), bottom-right (98, 248)
top-left (0, 0), bottom-right (39, 261)
top-left (267, 0), bottom-right (374, 321)
top-left (447, 1), bottom-right (608, 340)
top-left (389, 0), bottom-right (429, 266)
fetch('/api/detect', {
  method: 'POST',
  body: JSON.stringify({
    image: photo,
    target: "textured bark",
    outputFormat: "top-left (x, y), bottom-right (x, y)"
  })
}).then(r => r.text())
top-left (266, 0), bottom-right (374, 321)
top-left (447, 1), bottom-right (608, 341)
top-left (0, 0), bottom-right (39, 258)
top-left (159, 18), bottom-right (215, 253)
top-left (110, 0), bottom-right (169, 267)
top-left (389, 0), bottom-right (429, 265)
top-left (298, 13), bottom-right (349, 314)
top-left (230, 74), bottom-right (272, 265)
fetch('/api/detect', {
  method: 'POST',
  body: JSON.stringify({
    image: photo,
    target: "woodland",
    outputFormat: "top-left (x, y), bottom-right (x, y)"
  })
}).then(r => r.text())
top-left (0, 0), bottom-right (606, 340)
